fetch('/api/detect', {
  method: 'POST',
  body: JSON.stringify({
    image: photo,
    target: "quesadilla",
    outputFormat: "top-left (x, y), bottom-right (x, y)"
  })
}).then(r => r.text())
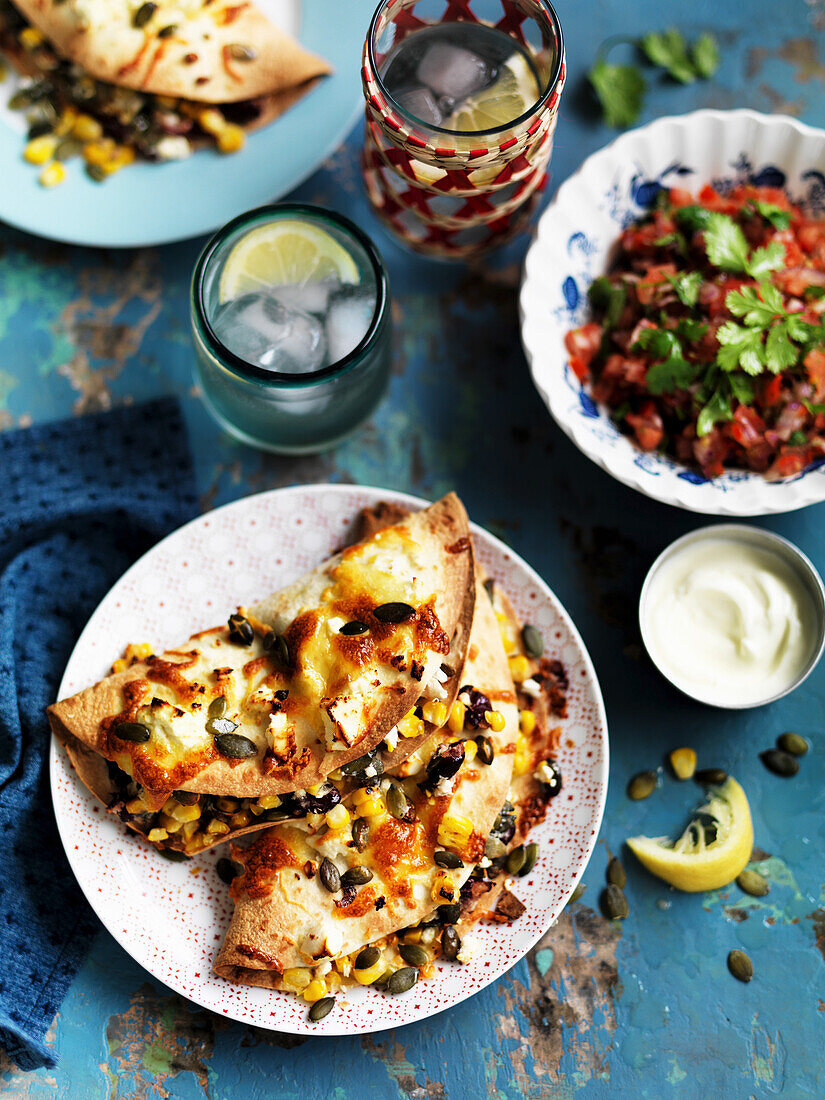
top-left (49, 494), bottom-right (474, 854)
top-left (0, 0), bottom-right (330, 181)
top-left (214, 574), bottom-right (518, 988)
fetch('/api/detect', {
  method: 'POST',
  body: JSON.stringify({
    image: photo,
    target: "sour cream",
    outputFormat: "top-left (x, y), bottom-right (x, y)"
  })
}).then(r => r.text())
top-left (641, 535), bottom-right (821, 707)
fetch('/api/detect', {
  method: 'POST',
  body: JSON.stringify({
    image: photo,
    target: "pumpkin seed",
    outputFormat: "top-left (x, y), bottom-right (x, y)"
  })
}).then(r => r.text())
top-left (695, 768), bottom-right (728, 785)
top-left (727, 949), bottom-right (753, 983)
top-left (352, 817), bottom-right (369, 852)
top-left (506, 845), bottom-right (526, 875)
top-left (341, 866), bottom-right (373, 888)
top-left (441, 925), bottom-right (461, 961)
top-left (386, 784), bottom-right (410, 820)
top-left (208, 695), bottom-right (227, 721)
top-left (158, 848), bottom-right (189, 861)
top-left (55, 138), bottom-right (82, 161)
top-left (485, 836), bottom-right (506, 860)
top-left (340, 620), bottom-right (369, 635)
top-left (569, 882), bottom-right (586, 903)
top-left (114, 721), bottom-right (150, 742)
top-left (373, 602), bottom-right (415, 624)
top-left (627, 770), bottom-right (657, 800)
top-left (387, 966), bottom-right (417, 994)
top-left (227, 613), bottom-right (254, 646)
top-left (86, 164), bottom-right (107, 183)
top-left (483, 578), bottom-right (495, 600)
top-left (777, 732), bottom-right (808, 757)
top-left (340, 750), bottom-right (377, 775)
top-left (207, 715), bottom-right (239, 737)
top-left (227, 43), bottom-right (257, 61)
top-left (308, 996), bottom-right (335, 1021)
top-left (216, 857), bottom-right (242, 885)
top-left (736, 869), bottom-right (769, 897)
top-left (760, 749), bottom-right (799, 777)
top-left (438, 902), bottom-right (461, 924)
top-left (434, 850), bottom-right (463, 869)
top-left (606, 857), bottom-right (626, 889)
top-left (669, 746), bottom-right (697, 780)
top-left (157, 23), bottom-right (177, 37)
top-left (518, 842), bottom-right (538, 877)
top-left (521, 623), bottom-right (544, 659)
top-left (476, 735), bottom-right (495, 765)
top-left (319, 857), bottom-right (341, 893)
top-left (133, 2), bottom-right (157, 27)
top-left (263, 631), bottom-right (290, 667)
top-left (214, 732), bottom-right (256, 759)
top-left (172, 790), bottom-right (199, 806)
top-left (354, 945), bottom-right (380, 970)
top-left (601, 884), bottom-right (629, 920)
top-left (398, 944), bottom-right (429, 968)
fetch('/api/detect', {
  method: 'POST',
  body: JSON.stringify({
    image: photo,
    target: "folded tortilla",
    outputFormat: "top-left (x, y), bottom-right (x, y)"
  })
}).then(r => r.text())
top-left (49, 494), bottom-right (474, 827)
top-left (214, 576), bottom-right (517, 985)
top-left (13, 0), bottom-right (330, 103)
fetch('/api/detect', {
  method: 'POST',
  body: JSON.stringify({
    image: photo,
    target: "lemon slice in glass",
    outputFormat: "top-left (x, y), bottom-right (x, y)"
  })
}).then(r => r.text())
top-left (219, 220), bottom-right (360, 302)
top-left (446, 52), bottom-right (541, 133)
top-left (626, 777), bottom-right (753, 893)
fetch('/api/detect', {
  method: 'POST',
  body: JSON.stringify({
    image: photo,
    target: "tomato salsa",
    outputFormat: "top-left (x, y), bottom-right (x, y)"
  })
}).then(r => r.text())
top-left (565, 185), bottom-right (825, 479)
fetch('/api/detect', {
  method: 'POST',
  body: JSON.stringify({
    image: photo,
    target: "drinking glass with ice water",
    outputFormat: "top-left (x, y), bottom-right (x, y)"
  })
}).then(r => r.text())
top-left (362, 0), bottom-right (565, 257)
top-left (191, 204), bottom-right (391, 454)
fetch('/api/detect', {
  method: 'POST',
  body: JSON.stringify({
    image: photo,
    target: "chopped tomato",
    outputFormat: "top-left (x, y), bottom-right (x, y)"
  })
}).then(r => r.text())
top-left (625, 401), bottom-right (664, 451)
top-left (767, 447), bottom-right (814, 479)
top-left (760, 375), bottom-right (783, 406)
top-left (668, 187), bottom-right (694, 208)
top-left (805, 349), bottom-right (825, 401)
top-left (564, 323), bottom-right (602, 368)
top-left (729, 405), bottom-right (766, 447)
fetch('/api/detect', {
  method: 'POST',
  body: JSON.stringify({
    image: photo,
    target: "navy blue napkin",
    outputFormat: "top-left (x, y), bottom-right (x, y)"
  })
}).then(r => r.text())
top-left (0, 397), bottom-right (198, 1070)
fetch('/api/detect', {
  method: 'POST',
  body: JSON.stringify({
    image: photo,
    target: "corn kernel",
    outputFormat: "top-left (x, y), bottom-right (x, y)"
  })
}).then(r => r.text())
top-left (217, 124), bottom-right (245, 154)
top-left (437, 813), bottom-right (473, 851)
top-left (513, 735), bottom-right (533, 777)
top-left (353, 959), bottom-right (385, 985)
top-left (398, 710), bottom-right (424, 738)
top-left (508, 655), bottom-right (531, 683)
top-left (669, 747), bottom-right (697, 780)
top-left (125, 797), bottom-right (146, 815)
top-left (520, 709), bottom-right (537, 736)
top-left (111, 658), bottom-right (128, 673)
top-left (447, 701), bottom-right (466, 733)
top-left (54, 106), bottom-right (78, 138)
top-left (156, 95), bottom-right (178, 110)
top-left (431, 870), bottom-right (457, 904)
top-left (303, 979), bottom-right (327, 1003)
top-left (230, 810), bottom-right (251, 828)
top-left (496, 611), bottom-right (517, 652)
top-left (181, 820), bottom-right (200, 841)
top-left (197, 108), bottom-right (225, 135)
top-left (422, 700), bottom-right (448, 728)
top-left (83, 139), bottom-right (117, 167)
top-left (463, 739), bottom-right (477, 764)
top-left (351, 788), bottom-right (385, 817)
top-left (282, 967), bottom-right (312, 992)
top-left (20, 26), bottom-right (44, 49)
top-left (307, 784), bottom-right (322, 797)
top-left (206, 819), bottom-right (230, 835)
top-left (169, 801), bottom-right (201, 823)
top-left (159, 816), bottom-right (183, 834)
top-left (326, 971), bottom-right (342, 993)
top-left (72, 114), bottom-right (103, 142)
top-left (325, 804), bottom-right (350, 831)
top-left (249, 803), bottom-right (265, 816)
top-left (485, 710), bottom-right (506, 733)
top-left (256, 794), bottom-right (281, 811)
top-left (25, 135), bottom-right (57, 165)
top-left (147, 828), bottom-right (168, 843)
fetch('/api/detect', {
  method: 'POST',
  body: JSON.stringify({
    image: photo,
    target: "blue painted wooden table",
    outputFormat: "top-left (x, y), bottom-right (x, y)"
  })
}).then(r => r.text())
top-left (1, 2), bottom-right (824, 1096)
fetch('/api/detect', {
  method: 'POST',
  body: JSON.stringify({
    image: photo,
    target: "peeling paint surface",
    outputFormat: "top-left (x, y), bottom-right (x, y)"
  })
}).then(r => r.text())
top-left (1, 0), bottom-right (824, 1095)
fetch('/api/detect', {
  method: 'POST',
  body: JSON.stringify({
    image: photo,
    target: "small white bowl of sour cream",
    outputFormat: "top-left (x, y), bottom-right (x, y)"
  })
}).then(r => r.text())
top-left (639, 525), bottom-right (825, 709)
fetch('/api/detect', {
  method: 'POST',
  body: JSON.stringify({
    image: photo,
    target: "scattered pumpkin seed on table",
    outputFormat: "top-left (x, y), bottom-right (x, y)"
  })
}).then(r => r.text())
top-left (760, 749), bottom-right (799, 777)
top-left (519, 842), bottom-right (538, 877)
top-left (669, 747), bottom-right (697, 780)
top-left (606, 856), bottom-right (626, 888)
top-left (506, 845), bottom-right (526, 875)
top-left (308, 996), bottom-right (336, 1021)
top-left (627, 770), bottom-right (657, 800)
top-left (695, 767), bottom-right (727, 785)
top-left (601, 884), bottom-right (629, 920)
top-left (387, 966), bottom-right (417, 994)
top-left (569, 882), bottom-right (586, 903)
top-left (736, 869), bottom-right (769, 897)
top-left (777, 732), bottom-right (808, 757)
top-left (727, 949), bottom-right (753, 983)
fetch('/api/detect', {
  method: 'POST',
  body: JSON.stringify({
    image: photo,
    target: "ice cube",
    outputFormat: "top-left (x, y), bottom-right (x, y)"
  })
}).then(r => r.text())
top-left (395, 85), bottom-right (443, 127)
top-left (213, 292), bottom-right (327, 374)
top-left (270, 278), bottom-right (339, 316)
top-left (326, 294), bottom-right (375, 364)
top-left (416, 41), bottom-right (492, 101)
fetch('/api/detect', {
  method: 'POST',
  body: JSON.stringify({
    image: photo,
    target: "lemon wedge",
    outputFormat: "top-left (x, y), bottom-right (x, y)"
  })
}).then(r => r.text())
top-left (219, 220), bottom-right (359, 303)
top-left (446, 52), bottom-right (541, 133)
top-left (626, 777), bottom-right (753, 893)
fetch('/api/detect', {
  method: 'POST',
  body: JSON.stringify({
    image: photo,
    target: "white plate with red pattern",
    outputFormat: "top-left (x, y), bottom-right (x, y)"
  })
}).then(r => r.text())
top-left (50, 484), bottom-right (608, 1034)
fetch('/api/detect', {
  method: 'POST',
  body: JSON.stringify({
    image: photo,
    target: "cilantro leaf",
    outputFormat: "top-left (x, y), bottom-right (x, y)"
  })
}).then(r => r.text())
top-left (727, 283), bottom-right (784, 326)
top-left (697, 383), bottom-right (733, 437)
top-left (804, 285), bottom-right (825, 301)
top-left (750, 200), bottom-right (792, 231)
top-left (646, 356), bottom-right (697, 394)
top-left (640, 28), bottom-right (696, 83)
top-left (589, 60), bottom-right (646, 128)
top-left (766, 323), bottom-right (799, 373)
top-left (803, 398), bottom-right (825, 416)
top-left (691, 33), bottom-right (720, 78)
top-left (588, 276), bottom-right (627, 330)
top-left (747, 240), bottom-right (785, 279)
top-left (676, 317), bottom-right (709, 342)
top-left (666, 270), bottom-right (703, 307)
top-left (703, 213), bottom-right (751, 272)
top-left (788, 430), bottom-right (809, 446)
top-left (674, 205), bottom-right (713, 233)
top-left (716, 322), bottom-right (766, 374)
top-left (728, 372), bottom-right (756, 404)
top-left (632, 326), bottom-right (682, 359)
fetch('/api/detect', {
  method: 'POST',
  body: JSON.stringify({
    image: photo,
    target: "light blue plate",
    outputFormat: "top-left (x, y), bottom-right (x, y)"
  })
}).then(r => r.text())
top-left (0, 0), bottom-right (375, 247)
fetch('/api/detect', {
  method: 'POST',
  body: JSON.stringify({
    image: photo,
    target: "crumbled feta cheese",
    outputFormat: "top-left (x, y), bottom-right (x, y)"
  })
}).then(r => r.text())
top-left (421, 927), bottom-right (437, 945)
top-left (383, 726), bottom-right (399, 752)
top-left (535, 761), bottom-right (557, 786)
top-left (456, 935), bottom-right (478, 964)
top-left (315, 960), bottom-right (332, 978)
top-left (434, 776), bottom-right (454, 797)
top-left (520, 678), bottom-right (541, 698)
top-left (478, 857), bottom-right (491, 869)
top-left (424, 679), bottom-right (448, 700)
top-left (436, 668), bottom-right (449, 683)
top-left (155, 135), bottom-right (192, 161)
top-left (327, 617), bottom-right (347, 633)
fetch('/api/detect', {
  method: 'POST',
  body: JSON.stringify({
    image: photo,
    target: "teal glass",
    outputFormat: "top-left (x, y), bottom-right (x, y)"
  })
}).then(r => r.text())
top-left (191, 203), bottom-right (391, 454)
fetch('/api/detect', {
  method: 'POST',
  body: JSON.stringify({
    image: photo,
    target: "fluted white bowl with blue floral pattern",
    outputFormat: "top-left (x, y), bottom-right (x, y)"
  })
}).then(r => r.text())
top-left (520, 109), bottom-right (825, 515)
